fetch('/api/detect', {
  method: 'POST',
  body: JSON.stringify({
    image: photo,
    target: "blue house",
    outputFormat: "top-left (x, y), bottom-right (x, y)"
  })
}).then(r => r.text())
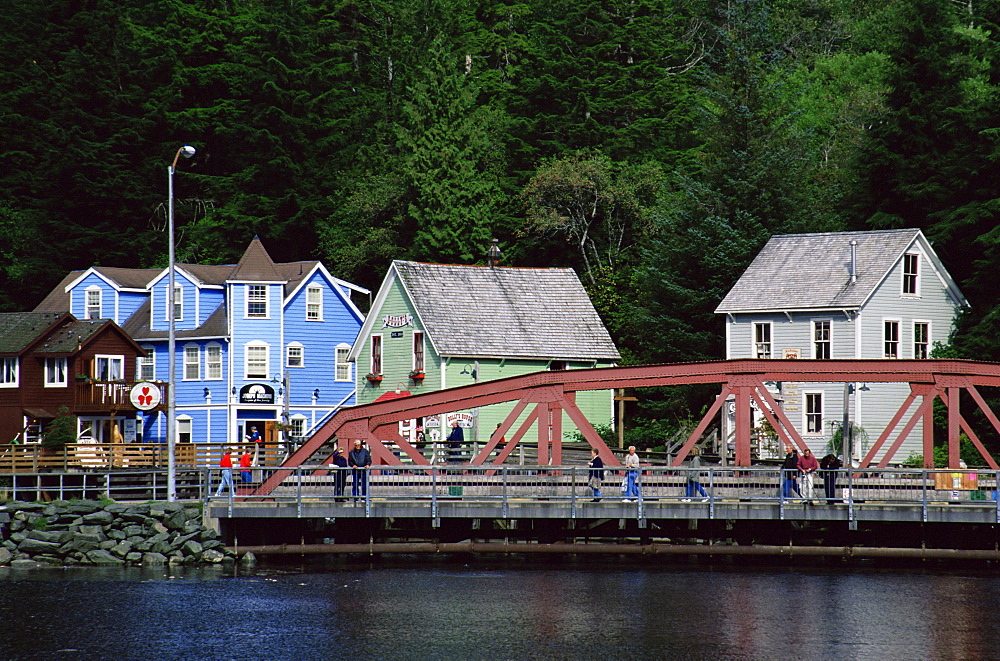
top-left (34, 238), bottom-right (367, 452)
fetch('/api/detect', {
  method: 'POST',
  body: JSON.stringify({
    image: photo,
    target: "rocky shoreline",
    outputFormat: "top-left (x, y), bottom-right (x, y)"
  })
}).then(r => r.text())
top-left (0, 500), bottom-right (239, 568)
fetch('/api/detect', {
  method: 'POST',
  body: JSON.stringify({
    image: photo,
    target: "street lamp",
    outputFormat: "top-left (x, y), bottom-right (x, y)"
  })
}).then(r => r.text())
top-left (167, 144), bottom-right (195, 502)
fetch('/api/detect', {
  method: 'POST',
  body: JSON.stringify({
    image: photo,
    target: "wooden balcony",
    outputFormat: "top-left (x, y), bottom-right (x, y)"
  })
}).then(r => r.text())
top-left (0, 442), bottom-right (283, 473)
top-left (73, 381), bottom-right (168, 413)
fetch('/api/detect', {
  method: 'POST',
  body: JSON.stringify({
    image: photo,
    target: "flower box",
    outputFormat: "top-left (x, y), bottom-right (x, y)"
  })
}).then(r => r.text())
top-left (365, 373), bottom-right (383, 384)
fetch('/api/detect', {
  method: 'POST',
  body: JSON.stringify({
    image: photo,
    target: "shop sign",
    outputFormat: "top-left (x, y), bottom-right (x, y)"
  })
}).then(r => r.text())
top-left (381, 313), bottom-right (413, 328)
top-left (240, 383), bottom-right (275, 404)
top-left (129, 382), bottom-right (162, 410)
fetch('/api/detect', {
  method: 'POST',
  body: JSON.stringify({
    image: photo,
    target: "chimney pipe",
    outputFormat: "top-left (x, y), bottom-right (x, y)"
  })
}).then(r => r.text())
top-left (849, 240), bottom-right (858, 284)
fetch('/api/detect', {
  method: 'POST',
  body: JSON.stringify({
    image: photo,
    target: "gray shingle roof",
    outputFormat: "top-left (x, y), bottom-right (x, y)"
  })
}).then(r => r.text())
top-left (122, 299), bottom-right (229, 340)
top-left (393, 261), bottom-right (620, 361)
top-left (716, 229), bottom-right (931, 313)
top-left (0, 312), bottom-right (68, 353)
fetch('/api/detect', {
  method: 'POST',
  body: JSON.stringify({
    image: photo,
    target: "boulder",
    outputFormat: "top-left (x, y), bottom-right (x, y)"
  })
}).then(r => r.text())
top-left (66, 500), bottom-right (104, 514)
top-left (86, 549), bottom-right (124, 565)
top-left (18, 538), bottom-right (62, 554)
top-left (163, 509), bottom-right (189, 530)
top-left (0, 547), bottom-right (12, 565)
top-left (111, 541), bottom-right (133, 558)
top-left (202, 549), bottom-right (226, 563)
top-left (125, 551), bottom-right (143, 563)
top-left (78, 524), bottom-right (106, 537)
top-left (10, 558), bottom-right (39, 568)
top-left (25, 529), bottom-right (73, 544)
top-left (142, 552), bottom-right (167, 565)
top-left (181, 539), bottom-right (203, 557)
top-left (123, 525), bottom-right (145, 538)
top-left (82, 510), bottom-right (114, 526)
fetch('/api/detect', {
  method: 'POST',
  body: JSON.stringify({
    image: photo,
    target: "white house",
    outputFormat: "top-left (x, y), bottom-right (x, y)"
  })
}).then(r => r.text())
top-left (716, 229), bottom-right (969, 463)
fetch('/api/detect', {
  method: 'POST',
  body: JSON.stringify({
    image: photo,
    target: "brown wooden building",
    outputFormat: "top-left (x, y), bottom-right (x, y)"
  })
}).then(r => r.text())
top-left (0, 312), bottom-right (156, 445)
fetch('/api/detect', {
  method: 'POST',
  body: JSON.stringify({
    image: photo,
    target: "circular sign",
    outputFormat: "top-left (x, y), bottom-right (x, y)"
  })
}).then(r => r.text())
top-left (130, 382), bottom-right (162, 410)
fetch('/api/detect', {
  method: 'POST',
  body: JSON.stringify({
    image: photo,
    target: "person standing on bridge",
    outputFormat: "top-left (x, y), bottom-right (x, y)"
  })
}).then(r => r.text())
top-left (781, 446), bottom-right (802, 499)
top-left (446, 421), bottom-right (464, 463)
top-left (683, 448), bottom-right (709, 502)
top-left (588, 448), bottom-right (604, 501)
top-left (798, 448), bottom-right (820, 502)
top-left (623, 446), bottom-right (641, 501)
top-left (239, 448), bottom-right (252, 483)
top-left (820, 453), bottom-right (843, 501)
top-left (214, 449), bottom-right (235, 498)
top-left (349, 439), bottom-right (372, 501)
top-left (331, 446), bottom-right (348, 502)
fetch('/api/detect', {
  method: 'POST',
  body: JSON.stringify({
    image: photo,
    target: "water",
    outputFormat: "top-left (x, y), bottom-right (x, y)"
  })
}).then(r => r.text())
top-left (1, 559), bottom-right (998, 660)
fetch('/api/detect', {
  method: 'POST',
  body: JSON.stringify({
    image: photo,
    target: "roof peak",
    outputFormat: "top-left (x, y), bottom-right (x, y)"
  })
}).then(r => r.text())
top-left (229, 237), bottom-right (283, 282)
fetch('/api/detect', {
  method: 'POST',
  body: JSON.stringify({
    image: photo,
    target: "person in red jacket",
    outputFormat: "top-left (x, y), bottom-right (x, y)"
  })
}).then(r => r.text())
top-left (798, 447), bottom-right (820, 502)
top-left (239, 449), bottom-right (252, 483)
top-left (214, 449), bottom-right (235, 497)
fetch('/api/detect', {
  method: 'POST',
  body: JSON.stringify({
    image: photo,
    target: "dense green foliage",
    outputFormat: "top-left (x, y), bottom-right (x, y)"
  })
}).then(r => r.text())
top-left (2, 0), bottom-right (999, 452)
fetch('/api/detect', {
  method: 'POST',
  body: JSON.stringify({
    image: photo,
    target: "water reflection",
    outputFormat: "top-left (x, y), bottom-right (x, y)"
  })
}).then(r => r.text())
top-left (1, 562), bottom-right (999, 660)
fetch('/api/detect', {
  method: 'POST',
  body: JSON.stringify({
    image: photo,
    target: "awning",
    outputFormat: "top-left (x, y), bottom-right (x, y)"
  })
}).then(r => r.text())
top-left (374, 390), bottom-right (411, 402)
top-left (23, 408), bottom-right (56, 420)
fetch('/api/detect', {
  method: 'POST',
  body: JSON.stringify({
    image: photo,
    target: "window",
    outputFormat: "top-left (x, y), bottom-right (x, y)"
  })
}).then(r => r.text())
top-left (44, 357), bottom-right (67, 387)
top-left (335, 344), bottom-right (351, 381)
top-left (805, 393), bottom-right (823, 434)
top-left (413, 332), bottom-right (424, 372)
top-left (245, 342), bottom-right (269, 379)
top-left (370, 334), bottom-right (383, 374)
top-left (549, 361), bottom-right (568, 371)
top-left (306, 286), bottom-right (322, 320)
top-left (85, 287), bottom-right (102, 320)
top-left (184, 345), bottom-right (200, 380)
top-left (94, 355), bottom-right (124, 381)
top-left (914, 322), bottom-right (930, 359)
top-left (138, 346), bottom-right (155, 380)
top-left (177, 417), bottom-right (192, 444)
top-left (902, 253), bottom-right (919, 296)
top-left (0, 357), bottom-right (17, 387)
top-left (163, 284), bottom-right (183, 321)
top-left (884, 320), bottom-right (900, 358)
top-left (290, 415), bottom-right (307, 439)
top-left (813, 320), bottom-right (831, 359)
top-left (206, 344), bottom-right (222, 380)
top-left (247, 285), bottom-right (268, 317)
top-left (287, 343), bottom-right (304, 368)
top-left (753, 323), bottom-right (772, 359)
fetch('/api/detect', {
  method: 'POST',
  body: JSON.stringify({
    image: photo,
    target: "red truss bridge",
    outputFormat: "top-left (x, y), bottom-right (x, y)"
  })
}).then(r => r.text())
top-left (254, 359), bottom-right (1000, 497)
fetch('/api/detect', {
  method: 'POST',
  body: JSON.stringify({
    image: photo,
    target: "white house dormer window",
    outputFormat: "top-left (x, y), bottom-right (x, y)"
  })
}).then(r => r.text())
top-left (902, 253), bottom-right (919, 296)
top-left (884, 320), bottom-right (900, 358)
top-left (753, 322), bottom-right (772, 359)
top-left (335, 344), bottom-right (351, 381)
top-left (85, 287), bottom-right (102, 320)
top-left (44, 357), bottom-right (67, 387)
top-left (306, 285), bottom-right (322, 320)
top-left (247, 285), bottom-right (268, 318)
top-left (245, 341), bottom-right (269, 379)
top-left (164, 284), bottom-right (183, 321)
top-left (914, 321), bottom-right (930, 359)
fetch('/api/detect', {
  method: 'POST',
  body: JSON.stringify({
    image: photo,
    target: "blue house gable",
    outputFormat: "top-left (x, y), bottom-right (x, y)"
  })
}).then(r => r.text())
top-left (35, 237), bottom-right (368, 454)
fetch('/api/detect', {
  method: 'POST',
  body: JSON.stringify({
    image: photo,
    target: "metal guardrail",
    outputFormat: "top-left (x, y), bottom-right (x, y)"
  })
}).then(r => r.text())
top-left (203, 466), bottom-right (1000, 523)
top-left (0, 469), bottom-right (206, 502)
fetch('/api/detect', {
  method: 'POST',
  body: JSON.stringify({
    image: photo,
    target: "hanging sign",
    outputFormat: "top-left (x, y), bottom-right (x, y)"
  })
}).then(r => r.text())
top-left (239, 383), bottom-right (275, 404)
top-left (129, 382), bottom-right (162, 410)
top-left (381, 313), bottom-right (413, 328)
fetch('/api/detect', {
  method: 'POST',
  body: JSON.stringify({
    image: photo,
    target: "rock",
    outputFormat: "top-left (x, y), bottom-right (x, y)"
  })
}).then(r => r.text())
top-left (25, 529), bottom-right (73, 544)
top-left (9, 532), bottom-right (26, 543)
top-left (202, 540), bottom-right (225, 551)
top-left (78, 524), bottom-right (106, 537)
top-left (9, 520), bottom-right (24, 533)
top-left (111, 541), bottom-right (133, 558)
top-left (240, 551), bottom-right (256, 566)
top-left (10, 558), bottom-right (39, 568)
top-left (123, 525), bottom-right (145, 538)
top-left (99, 540), bottom-right (117, 550)
top-left (0, 547), bottom-right (12, 565)
top-left (202, 549), bottom-right (226, 563)
top-left (106, 529), bottom-right (126, 541)
top-left (0, 512), bottom-right (11, 525)
top-left (181, 540), bottom-right (203, 557)
top-left (142, 552), bottom-right (168, 565)
top-left (168, 552), bottom-right (185, 565)
top-left (149, 502), bottom-right (184, 518)
top-left (18, 538), bottom-right (62, 554)
top-left (65, 500), bottom-right (104, 514)
top-left (147, 532), bottom-right (171, 545)
top-left (82, 510), bottom-right (114, 526)
top-left (125, 551), bottom-right (142, 563)
top-left (86, 549), bottom-right (124, 565)
top-left (147, 521), bottom-right (168, 535)
top-left (163, 509), bottom-right (189, 530)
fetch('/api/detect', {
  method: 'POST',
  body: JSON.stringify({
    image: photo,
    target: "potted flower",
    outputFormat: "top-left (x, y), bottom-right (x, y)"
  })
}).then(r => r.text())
top-left (409, 369), bottom-right (425, 382)
top-left (365, 372), bottom-right (383, 384)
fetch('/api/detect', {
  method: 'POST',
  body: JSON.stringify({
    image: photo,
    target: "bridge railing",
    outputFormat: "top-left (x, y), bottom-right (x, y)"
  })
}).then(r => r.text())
top-left (205, 466), bottom-right (1000, 509)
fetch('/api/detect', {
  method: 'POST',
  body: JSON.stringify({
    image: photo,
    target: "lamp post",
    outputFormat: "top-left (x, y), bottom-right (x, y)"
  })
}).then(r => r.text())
top-left (167, 144), bottom-right (195, 502)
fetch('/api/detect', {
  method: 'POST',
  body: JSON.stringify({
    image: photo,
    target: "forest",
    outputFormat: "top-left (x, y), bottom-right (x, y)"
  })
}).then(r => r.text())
top-left (1, 0), bottom-right (999, 455)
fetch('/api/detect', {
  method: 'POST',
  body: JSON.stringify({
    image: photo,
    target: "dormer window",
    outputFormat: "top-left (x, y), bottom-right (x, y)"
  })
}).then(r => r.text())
top-left (306, 285), bottom-right (322, 320)
top-left (247, 285), bottom-right (268, 317)
top-left (85, 287), bottom-right (102, 320)
top-left (164, 283), bottom-right (183, 321)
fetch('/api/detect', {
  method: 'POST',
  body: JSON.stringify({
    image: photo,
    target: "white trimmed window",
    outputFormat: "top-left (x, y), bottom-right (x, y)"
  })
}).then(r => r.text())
top-left (753, 322), bottom-right (772, 359)
top-left (184, 345), bottom-right (200, 380)
top-left (413, 332), bottom-right (424, 372)
top-left (805, 392), bottom-right (823, 434)
top-left (44, 357), bottom-right (67, 387)
top-left (206, 344), bottom-right (222, 380)
top-left (370, 334), bottom-right (383, 374)
top-left (287, 343), bottom-right (304, 368)
top-left (812, 320), bottom-right (831, 359)
top-left (85, 287), bottom-right (102, 320)
top-left (164, 283), bottom-right (183, 320)
top-left (335, 344), bottom-right (351, 381)
top-left (247, 285), bottom-right (268, 317)
top-left (0, 357), bottom-right (18, 386)
top-left (306, 285), bottom-right (322, 321)
top-left (884, 320), bottom-right (900, 358)
top-left (138, 346), bottom-right (155, 380)
top-left (290, 415), bottom-right (307, 439)
top-left (902, 253), bottom-right (919, 296)
top-left (245, 341), bottom-right (269, 379)
top-left (94, 355), bottom-right (124, 381)
top-left (177, 416), bottom-right (192, 444)
top-left (914, 322), bottom-right (930, 359)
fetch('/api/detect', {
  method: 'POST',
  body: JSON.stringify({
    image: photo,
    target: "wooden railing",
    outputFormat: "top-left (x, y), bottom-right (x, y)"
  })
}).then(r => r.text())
top-left (73, 380), bottom-right (168, 412)
top-left (0, 443), bottom-right (283, 473)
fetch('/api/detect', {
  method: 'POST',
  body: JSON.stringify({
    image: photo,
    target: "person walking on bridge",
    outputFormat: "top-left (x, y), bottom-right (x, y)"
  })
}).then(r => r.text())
top-left (588, 448), bottom-right (604, 501)
top-left (214, 449), bottom-right (235, 498)
top-left (349, 439), bottom-right (372, 502)
top-left (623, 446), bottom-right (641, 501)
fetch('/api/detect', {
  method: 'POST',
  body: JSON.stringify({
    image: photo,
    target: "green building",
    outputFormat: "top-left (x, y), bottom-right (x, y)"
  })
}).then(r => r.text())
top-left (348, 259), bottom-right (621, 454)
